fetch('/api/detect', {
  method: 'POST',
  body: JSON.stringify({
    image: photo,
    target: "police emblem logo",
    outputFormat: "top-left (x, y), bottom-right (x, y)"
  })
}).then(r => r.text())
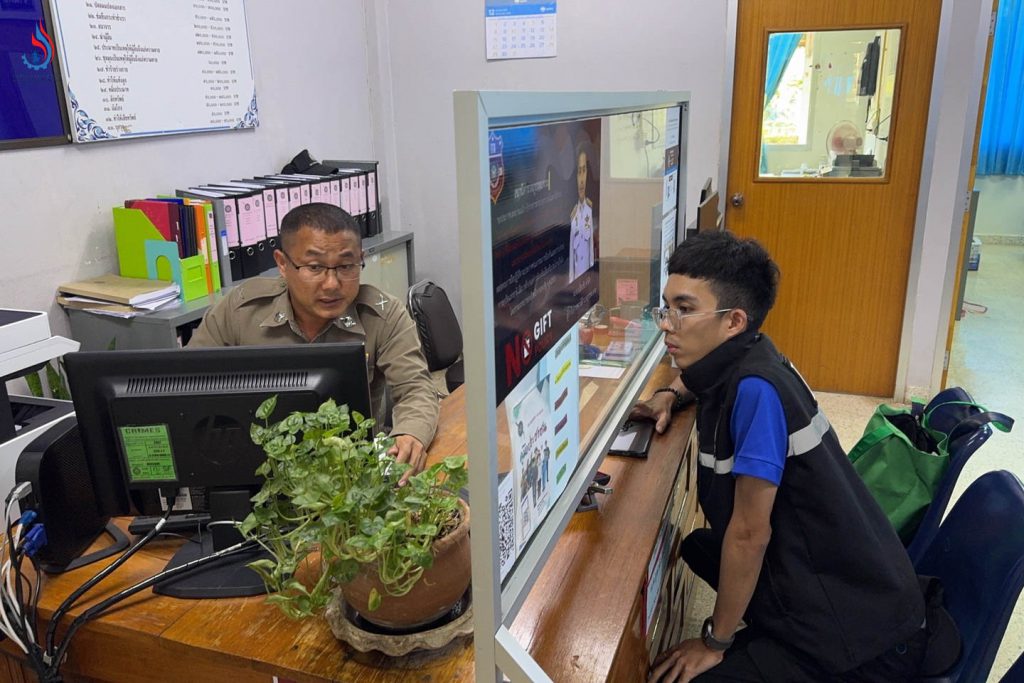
top-left (489, 132), bottom-right (506, 204)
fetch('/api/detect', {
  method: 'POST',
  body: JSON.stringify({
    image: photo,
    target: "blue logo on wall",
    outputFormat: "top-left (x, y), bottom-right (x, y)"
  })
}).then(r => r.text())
top-left (21, 20), bottom-right (53, 71)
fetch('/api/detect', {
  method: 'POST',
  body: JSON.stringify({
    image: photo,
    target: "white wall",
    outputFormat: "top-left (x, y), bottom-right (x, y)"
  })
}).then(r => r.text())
top-left (897, 0), bottom-right (993, 400)
top-left (0, 0), bottom-right (375, 338)
top-left (369, 0), bottom-right (729, 319)
top-left (974, 175), bottom-right (1024, 239)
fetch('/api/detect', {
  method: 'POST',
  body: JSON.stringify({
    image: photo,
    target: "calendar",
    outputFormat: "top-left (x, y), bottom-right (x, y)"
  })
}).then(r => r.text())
top-left (486, 1), bottom-right (557, 60)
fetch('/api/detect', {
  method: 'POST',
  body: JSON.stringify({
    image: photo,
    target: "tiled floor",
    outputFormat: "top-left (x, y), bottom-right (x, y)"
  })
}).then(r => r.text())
top-left (682, 244), bottom-right (1024, 681)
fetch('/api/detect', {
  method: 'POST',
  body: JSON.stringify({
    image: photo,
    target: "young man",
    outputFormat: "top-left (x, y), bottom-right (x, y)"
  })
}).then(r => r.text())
top-left (642, 231), bottom-right (925, 682)
top-left (189, 203), bottom-right (439, 482)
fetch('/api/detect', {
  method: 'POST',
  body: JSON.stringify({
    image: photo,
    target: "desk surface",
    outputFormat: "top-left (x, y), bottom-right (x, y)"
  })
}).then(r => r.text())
top-left (1, 363), bottom-right (694, 683)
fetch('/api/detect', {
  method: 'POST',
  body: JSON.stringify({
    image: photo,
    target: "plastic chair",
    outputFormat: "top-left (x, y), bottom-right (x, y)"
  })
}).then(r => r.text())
top-left (914, 470), bottom-right (1024, 683)
top-left (906, 387), bottom-right (1013, 565)
top-left (407, 280), bottom-right (464, 394)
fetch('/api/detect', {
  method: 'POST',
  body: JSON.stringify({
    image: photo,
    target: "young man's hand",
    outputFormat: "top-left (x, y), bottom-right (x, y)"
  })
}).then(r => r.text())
top-left (388, 434), bottom-right (427, 485)
top-left (648, 638), bottom-right (724, 682)
top-left (630, 391), bottom-right (675, 433)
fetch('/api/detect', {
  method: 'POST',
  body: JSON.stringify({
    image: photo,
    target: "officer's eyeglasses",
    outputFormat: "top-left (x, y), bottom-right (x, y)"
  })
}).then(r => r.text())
top-left (651, 307), bottom-right (732, 330)
top-left (281, 250), bottom-right (364, 281)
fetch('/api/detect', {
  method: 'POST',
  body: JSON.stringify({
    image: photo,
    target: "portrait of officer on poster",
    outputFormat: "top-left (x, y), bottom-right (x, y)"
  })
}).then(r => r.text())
top-left (568, 140), bottom-right (598, 283)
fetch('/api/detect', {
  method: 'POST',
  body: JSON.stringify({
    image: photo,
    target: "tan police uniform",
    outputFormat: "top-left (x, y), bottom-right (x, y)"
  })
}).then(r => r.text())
top-left (187, 277), bottom-right (439, 447)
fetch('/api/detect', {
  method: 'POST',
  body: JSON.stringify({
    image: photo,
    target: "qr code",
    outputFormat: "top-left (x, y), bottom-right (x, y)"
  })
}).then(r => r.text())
top-left (497, 479), bottom-right (515, 578)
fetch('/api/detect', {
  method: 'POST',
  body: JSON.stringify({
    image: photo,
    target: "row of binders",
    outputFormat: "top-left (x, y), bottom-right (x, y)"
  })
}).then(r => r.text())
top-left (118, 165), bottom-right (381, 292)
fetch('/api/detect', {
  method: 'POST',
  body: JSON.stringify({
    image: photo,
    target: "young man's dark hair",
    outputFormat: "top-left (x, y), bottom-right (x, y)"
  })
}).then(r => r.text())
top-left (647, 230), bottom-right (926, 683)
top-left (667, 230), bottom-right (779, 330)
top-left (279, 202), bottom-right (361, 250)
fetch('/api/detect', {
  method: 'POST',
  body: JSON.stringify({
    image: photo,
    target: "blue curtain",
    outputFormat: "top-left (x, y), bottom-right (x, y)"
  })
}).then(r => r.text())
top-left (978, 0), bottom-right (1024, 175)
top-left (760, 33), bottom-right (802, 174)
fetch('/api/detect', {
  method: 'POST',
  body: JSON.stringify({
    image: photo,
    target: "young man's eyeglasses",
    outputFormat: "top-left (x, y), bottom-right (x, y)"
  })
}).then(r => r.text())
top-left (651, 307), bottom-right (732, 330)
top-left (280, 251), bottom-right (364, 281)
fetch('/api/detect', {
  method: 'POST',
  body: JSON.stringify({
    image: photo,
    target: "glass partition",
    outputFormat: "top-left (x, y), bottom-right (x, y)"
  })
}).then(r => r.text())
top-left (455, 90), bottom-right (689, 683)
top-left (488, 106), bottom-right (684, 582)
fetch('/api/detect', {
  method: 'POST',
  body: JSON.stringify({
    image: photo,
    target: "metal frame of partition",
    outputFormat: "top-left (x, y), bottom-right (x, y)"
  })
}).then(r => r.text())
top-left (454, 90), bottom-right (690, 682)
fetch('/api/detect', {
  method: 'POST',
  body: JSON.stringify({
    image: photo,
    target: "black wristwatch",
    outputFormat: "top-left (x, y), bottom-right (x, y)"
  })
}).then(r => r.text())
top-left (653, 387), bottom-right (689, 412)
top-left (701, 617), bottom-right (734, 651)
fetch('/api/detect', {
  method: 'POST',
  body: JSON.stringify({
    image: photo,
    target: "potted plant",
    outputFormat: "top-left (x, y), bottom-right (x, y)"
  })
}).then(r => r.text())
top-left (240, 396), bottom-right (470, 629)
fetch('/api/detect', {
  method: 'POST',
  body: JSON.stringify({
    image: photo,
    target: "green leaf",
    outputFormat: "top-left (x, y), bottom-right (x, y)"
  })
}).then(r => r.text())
top-left (24, 371), bottom-right (44, 398)
top-left (367, 588), bottom-right (381, 612)
top-left (46, 361), bottom-right (72, 400)
top-left (256, 395), bottom-right (278, 421)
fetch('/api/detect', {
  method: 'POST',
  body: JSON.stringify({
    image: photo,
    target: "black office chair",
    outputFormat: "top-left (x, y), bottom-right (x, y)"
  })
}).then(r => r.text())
top-left (407, 280), bottom-right (464, 394)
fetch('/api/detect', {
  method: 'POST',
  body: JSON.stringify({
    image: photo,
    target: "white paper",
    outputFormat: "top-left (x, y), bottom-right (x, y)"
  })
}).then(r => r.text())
top-left (579, 364), bottom-right (626, 380)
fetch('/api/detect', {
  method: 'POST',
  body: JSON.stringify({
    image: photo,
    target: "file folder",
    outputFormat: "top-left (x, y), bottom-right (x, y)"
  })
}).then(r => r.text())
top-left (177, 188), bottom-right (241, 285)
top-left (124, 200), bottom-right (179, 245)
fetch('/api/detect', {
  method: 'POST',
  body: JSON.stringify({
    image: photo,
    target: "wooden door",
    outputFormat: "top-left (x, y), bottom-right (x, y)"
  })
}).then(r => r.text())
top-left (726, 0), bottom-right (941, 396)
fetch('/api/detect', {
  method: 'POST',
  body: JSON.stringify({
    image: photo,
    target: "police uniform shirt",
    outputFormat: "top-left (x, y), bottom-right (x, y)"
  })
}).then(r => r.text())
top-left (187, 277), bottom-right (439, 447)
top-left (569, 198), bottom-right (595, 280)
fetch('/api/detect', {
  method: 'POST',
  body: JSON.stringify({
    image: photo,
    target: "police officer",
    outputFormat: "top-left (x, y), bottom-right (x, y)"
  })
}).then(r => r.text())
top-left (569, 145), bottom-right (595, 281)
top-left (188, 203), bottom-right (439, 483)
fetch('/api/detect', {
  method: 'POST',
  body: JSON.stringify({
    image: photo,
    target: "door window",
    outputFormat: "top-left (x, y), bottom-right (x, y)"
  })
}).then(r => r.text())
top-left (759, 28), bottom-right (902, 179)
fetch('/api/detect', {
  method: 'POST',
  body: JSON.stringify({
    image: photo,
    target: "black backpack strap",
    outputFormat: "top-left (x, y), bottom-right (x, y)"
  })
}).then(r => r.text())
top-left (947, 410), bottom-right (1014, 445)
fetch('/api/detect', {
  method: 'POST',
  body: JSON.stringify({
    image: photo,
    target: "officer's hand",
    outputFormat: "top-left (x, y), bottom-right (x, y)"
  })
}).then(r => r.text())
top-left (648, 638), bottom-right (724, 683)
top-left (630, 392), bottom-right (674, 434)
top-left (388, 434), bottom-right (427, 485)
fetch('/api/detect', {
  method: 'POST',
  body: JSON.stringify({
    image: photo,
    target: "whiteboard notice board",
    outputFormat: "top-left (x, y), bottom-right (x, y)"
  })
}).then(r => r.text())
top-left (50, 0), bottom-right (257, 142)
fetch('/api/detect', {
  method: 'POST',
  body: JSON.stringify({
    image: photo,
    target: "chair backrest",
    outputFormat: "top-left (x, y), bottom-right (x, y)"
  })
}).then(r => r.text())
top-left (907, 386), bottom-right (1007, 565)
top-left (907, 427), bottom-right (992, 565)
top-left (915, 470), bottom-right (1024, 683)
top-left (407, 280), bottom-right (462, 372)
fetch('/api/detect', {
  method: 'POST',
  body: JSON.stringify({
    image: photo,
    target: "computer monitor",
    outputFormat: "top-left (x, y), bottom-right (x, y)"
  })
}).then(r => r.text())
top-left (64, 343), bottom-right (372, 598)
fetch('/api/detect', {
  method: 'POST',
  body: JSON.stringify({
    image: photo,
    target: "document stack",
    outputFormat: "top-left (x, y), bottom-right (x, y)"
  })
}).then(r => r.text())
top-left (57, 274), bottom-right (180, 319)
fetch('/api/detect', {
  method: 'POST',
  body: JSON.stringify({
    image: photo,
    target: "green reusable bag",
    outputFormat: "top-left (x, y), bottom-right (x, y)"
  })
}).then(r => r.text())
top-left (847, 400), bottom-right (1013, 543)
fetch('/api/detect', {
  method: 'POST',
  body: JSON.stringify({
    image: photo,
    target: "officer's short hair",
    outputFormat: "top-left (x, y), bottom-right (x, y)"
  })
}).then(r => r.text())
top-left (280, 202), bottom-right (361, 250)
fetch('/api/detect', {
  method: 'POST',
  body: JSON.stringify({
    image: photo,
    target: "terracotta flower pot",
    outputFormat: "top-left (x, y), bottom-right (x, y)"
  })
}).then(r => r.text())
top-left (341, 499), bottom-right (471, 630)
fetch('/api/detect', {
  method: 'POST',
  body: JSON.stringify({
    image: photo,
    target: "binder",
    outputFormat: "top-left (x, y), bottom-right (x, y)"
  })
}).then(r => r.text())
top-left (213, 182), bottom-right (278, 271)
top-left (230, 179), bottom-right (280, 244)
top-left (265, 175), bottom-right (312, 207)
top-left (201, 185), bottom-right (267, 278)
top-left (177, 188), bottom-right (241, 285)
top-left (323, 159), bottom-right (382, 237)
top-left (249, 176), bottom-right (297, 229)
top-left (279, 173), bottom-right (333, 207)
top-left (333, 168), bottom-right (370, 236)
top-left (365, 168), bottom-right (380, 237)
top-left (329, 170), bottom-right (365, 235)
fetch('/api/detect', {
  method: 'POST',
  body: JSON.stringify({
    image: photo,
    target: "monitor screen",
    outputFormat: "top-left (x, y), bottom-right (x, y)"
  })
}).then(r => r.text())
top-left (0, 0), bottom-right (70, 149)
top-left (64, 343), bottom-right (372, 597)
top-left (66, 343), bottom-right (372, 516)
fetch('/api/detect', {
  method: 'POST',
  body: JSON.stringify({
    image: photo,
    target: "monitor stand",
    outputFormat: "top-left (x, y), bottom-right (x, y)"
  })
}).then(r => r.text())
top-left (153, 487), bottom-right (271, 599)
top-left (43, 522), bottom-right (131, 574)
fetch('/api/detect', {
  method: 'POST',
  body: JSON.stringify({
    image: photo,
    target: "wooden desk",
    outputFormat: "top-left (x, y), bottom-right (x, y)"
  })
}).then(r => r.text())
top-left (0, 364), bottom-right (697, 683)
